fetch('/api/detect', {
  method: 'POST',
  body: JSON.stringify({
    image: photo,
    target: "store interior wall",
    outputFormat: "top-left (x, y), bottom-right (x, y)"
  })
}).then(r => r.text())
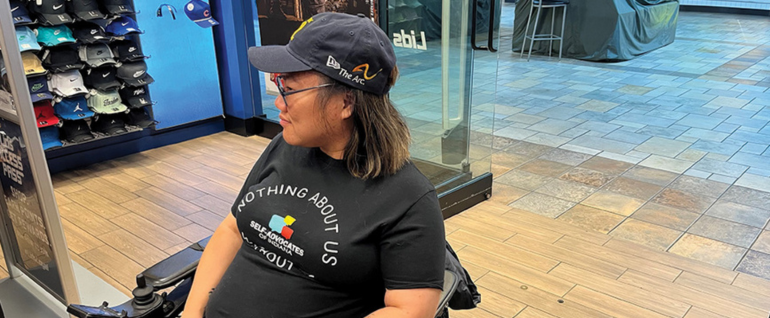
top-left (134, 1), bottom-right (225, 129)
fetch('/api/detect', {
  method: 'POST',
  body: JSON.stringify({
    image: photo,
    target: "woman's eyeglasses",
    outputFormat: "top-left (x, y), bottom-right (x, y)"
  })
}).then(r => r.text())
top-left (271, 73), bottom-right (333, 106)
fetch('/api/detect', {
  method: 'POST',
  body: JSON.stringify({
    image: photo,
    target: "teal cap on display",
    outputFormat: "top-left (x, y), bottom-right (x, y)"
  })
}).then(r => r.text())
top-left (16, 26), bottom-right (42, 52)
top-left (36, 25), bottom-right (76, 46)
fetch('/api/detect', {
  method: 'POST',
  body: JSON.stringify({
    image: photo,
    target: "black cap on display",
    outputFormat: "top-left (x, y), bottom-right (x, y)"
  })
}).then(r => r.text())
top-left (112, 40), bottom-right (147, 62)
top-left (101, 0), bottom-right (135, 15)
top-left (84, 66), bottom-right (122, 90)
top-left (41, 46), bottom-right (85, 73)
top-left (116, 61), bottom-right (154, 87)
top-left (69, 0), bottom-right (105, 21)
top-left (11, 0), bottom-right (35, 25)
top-left (247, 13), bottom-right (396, 95)
top-left (72, 22), bottom-right (110, 43)
top-left (124, 107), bottom-right (155, 128)
top-left (91, 114), bottom-right (127, 135)
top-left (60, 119), bottom-right (95, 143)
top-left (119, 85), bottom-right (153, 108)
top-left (28, 0), bottom-right (74, 26)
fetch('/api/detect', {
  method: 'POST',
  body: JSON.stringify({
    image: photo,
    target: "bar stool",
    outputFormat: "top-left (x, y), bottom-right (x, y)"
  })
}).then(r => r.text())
top-left (520, 0), bottom-right (569, 61)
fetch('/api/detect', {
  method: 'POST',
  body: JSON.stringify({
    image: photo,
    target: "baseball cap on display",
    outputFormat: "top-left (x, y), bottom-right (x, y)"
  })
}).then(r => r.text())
top-left (78, 43), bottom-right (117, 67)
top-left (119, 85), bottom-right (152, 108)
top-left (71, 22), bottom-right (109, 43)
top-left (11, 0), bottom-right (35, 25)
top-left (117, 61), bottom-right (154, 87)
top-left (16, 26), bottom-right (42, 52)
top-left (91, 114), bottom-right (127, 135)
top-left (124, 107), bottom-right (155, 128)
top-left (184, 0), bottom-right (219, 28)
top-left (28, 0), bottom-right (74, 26)
top-left (41, 46), bottom-right (85, 73)
top-left (39, 126), bottom-right (63, 150)
top-left (105, 16), bottom-right (142, 36)
top-left (55, 96), bottom-right (94, 120)
top-left (35, 25), bottom-right (76, 46)
top-left (111, 40), bottom-right (147, 62)
top-left (60, 119), bottom-right (95, 143)
top-left (22, 52), bottom-right (47, 76)
top-left (84, 66), bottom-right (121, 90)
top-left (88, 89), bottom-right (127, 114)
top-left (101, 0), bottom-right (135, 15)
top-left (34, 100), bottom-right (60, 128)
top-left (247, 13), bottom-right (396, 95)
top-left (69, 0), bottom-right (105, 21)
top-left (49, 70), bottom-right (88, 97)
top-left (27, 75), bottom-right (54, 102)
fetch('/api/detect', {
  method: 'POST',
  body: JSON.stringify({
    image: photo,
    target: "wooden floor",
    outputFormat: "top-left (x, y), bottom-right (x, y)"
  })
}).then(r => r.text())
top-left (49, 132), bottom-right (770, 318)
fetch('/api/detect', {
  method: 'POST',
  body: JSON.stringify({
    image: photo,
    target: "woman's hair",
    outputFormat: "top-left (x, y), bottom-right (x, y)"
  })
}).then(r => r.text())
top-left (316, 66), bottom-right (411, 179)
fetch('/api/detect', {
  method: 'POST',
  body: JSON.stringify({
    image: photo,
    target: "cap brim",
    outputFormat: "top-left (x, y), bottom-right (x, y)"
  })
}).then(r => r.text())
top-left (31, 92), bottom-right (54, 103)
top-left (59, 86), bottom-right (88, 97)
top-left (248, 46), bottom-right (312, 73)
top-left (36, 115), bottom-right (59, 128)
top-left (13, 16), bottom-right (34, 25)
top-left (89, 58), bottom-right (117, 67)
top-left (68, 132), bottom-right (94, 142)
top-left (61, 111), bottom-right (95, 120)
top-left (20, 43), bottom-right (42, 52)
top-left (75, 11), bottom-right (104, 20)
top-left (42, 139), bottom-right (63, 150)
top-left (93, 80), bottom-right (122, 91)
top-left (194, 18), bottom-right (220, 28)
top-left (121, 74), bottom-right (154, 87)
top-left (39, 13), bottom-right (73, 25)
top-left (105, 6), bottom-right (134, 14)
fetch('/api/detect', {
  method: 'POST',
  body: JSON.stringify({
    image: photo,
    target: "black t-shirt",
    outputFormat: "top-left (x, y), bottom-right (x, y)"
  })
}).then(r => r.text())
top-left (205, 134), bottom-right (445, 318)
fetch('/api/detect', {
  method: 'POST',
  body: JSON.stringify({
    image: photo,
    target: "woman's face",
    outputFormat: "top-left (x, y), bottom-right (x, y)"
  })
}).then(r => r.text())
top-left (274, 72), bottom-right (350, 150)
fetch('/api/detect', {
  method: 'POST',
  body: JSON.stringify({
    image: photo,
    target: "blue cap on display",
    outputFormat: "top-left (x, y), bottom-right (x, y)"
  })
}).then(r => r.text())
top-left (105, 16), bottom-right (142, 35)
top-left (184, 0), bottom-right (219, 28)
top-left (35, 25), bottom-right (76, 46)
top-left (27, 76), bottom-right (54, 103)
top-left (16, 26), bottom-right (41, 52)
top-left (11, 0), bottom-right (34, 25)
top-left (54, 96), bottom-right (94, 120)
top-left (39, 126), bottom-right (63, 150)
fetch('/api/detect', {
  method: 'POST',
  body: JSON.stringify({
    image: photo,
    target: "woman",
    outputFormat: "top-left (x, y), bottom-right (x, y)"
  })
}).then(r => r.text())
top-left (181, 12), bottom-right (446, 318)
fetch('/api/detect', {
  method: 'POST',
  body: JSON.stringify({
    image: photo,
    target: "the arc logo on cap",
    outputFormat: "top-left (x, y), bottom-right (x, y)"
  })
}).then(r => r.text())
top-left (290, 17), bottom-right (314, 41)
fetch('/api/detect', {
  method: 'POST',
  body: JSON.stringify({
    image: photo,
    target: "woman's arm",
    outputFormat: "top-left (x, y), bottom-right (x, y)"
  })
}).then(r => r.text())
top-left (180, 214), bottom-right (242, 318)
top-left (366, 288), bottom-right (441, 318)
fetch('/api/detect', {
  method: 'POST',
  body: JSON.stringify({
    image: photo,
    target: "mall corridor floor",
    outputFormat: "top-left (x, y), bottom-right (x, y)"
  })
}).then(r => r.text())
top-left (22, 132), bottom-right (770, 318)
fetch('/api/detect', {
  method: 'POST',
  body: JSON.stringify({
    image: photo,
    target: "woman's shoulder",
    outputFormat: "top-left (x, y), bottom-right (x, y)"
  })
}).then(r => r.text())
top-left (376, 160), bottom-right (436, 195)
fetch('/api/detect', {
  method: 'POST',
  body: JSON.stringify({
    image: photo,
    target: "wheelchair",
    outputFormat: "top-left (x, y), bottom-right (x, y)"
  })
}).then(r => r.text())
top-left (67, 236), bottom-right (460, 318)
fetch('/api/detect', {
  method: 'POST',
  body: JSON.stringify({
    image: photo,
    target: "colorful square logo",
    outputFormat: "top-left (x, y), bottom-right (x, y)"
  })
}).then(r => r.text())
top-left (269, 214), bottom-right (295, 239)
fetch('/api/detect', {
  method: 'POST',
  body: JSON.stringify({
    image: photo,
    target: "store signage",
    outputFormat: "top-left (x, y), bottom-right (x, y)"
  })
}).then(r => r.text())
top-left (0, 117), bottom-right (64, 298)
top-left (393, 29), bottom-right (427, 50)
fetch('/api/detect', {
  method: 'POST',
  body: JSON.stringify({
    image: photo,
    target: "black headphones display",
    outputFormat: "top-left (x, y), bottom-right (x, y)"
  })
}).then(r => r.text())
top-left (156, 4), bottom-right (178, 20)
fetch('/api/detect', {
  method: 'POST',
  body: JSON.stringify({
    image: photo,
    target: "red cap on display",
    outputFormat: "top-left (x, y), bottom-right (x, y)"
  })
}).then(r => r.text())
top-left (34, 100), bottom-right (60, 128)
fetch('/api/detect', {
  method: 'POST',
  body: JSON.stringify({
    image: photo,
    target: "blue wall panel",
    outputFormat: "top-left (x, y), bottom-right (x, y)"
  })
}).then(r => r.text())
top-left (134, 1), bottom-right (224, 129)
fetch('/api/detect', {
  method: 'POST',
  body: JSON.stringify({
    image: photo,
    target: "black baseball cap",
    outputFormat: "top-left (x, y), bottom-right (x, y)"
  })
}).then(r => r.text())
top-left (68, 0), bottom-right (105, 21)
top-left (28, 0), bottom-right (74, 25)
top-left (91, 114), bottom-right (127, 135)
top-left (111, 40), bottom-right (147, 62)
top-left (84, 66), bottom-right (121, 90)
top-left (41, 46), bottom-right (85, 73)
top-left (71, 22), bottom-right (109, 43)
top-left (116, 61), bottom-right (154, 87)
top-left (119, 85), bottom-right (152, 108)
top-left (247, 13), bottom-right (396, 95)
top-left (101, 0), bottom-right (134, 15)
top-left (60, 119), bottom-right (95, 143)
top-left (124, 107), bottom-right (155, 128)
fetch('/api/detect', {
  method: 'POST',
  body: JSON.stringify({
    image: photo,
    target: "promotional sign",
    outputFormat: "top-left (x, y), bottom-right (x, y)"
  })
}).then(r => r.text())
top-left (255, 0), bottom-right (376, 45)
top-left (0, 117), bottom-right (64, 299)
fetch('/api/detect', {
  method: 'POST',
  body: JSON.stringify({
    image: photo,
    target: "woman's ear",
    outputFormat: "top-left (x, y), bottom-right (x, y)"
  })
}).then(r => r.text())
top-left (341, 91), bottom-right (355, 119)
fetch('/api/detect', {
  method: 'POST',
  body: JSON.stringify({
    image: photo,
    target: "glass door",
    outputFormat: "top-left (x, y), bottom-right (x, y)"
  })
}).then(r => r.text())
top-left (386, 0), bottom-right (501, 196)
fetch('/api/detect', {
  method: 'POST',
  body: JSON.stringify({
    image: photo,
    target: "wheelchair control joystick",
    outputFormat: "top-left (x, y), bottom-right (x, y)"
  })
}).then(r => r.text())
top-left (132, 274), bottom-right (157, 306)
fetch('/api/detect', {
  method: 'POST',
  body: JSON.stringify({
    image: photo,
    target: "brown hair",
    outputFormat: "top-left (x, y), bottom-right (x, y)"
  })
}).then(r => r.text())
top-left (316, 66), bottom-right (411, 179)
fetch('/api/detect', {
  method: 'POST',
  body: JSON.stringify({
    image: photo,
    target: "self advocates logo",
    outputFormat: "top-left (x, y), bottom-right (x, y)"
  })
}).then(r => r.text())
top-left (269, 214), bottom-right (296, 239)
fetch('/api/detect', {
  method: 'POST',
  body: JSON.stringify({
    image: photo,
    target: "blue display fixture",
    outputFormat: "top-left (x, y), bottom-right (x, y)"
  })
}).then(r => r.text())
top-left (133, 1), bottom-right (224, 129)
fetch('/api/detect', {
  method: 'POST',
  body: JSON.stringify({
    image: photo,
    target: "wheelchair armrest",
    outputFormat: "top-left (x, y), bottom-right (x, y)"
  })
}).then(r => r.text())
top-left (436, 270), bottom-right (459, 317)
top-left (141, 236), bottom-right (212, 289)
